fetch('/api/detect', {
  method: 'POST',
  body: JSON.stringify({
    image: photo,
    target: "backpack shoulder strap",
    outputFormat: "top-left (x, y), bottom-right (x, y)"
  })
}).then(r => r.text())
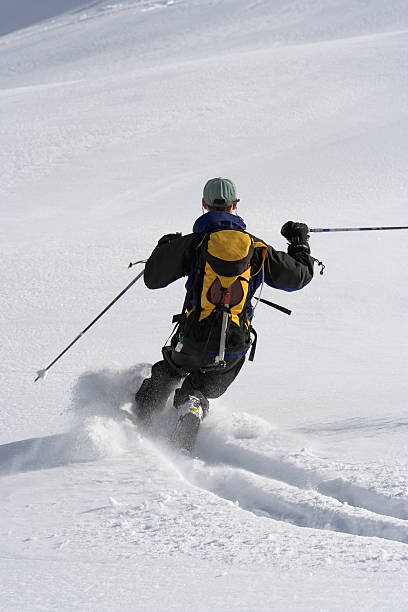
top-left (250, 237), bottom-right (268, 277)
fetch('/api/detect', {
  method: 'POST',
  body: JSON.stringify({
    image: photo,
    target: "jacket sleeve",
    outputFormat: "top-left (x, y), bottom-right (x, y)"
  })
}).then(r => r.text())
top-left (252, 235), bottom-right (314, 291)
top-left (144, 233), bottom-right (196, 289)
top-left (263, 246), bottom-right (314, 291)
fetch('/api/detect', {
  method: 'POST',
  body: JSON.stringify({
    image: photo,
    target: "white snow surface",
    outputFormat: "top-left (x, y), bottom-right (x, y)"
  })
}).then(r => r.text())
top-left (1, 1), bottom-right (408, 610)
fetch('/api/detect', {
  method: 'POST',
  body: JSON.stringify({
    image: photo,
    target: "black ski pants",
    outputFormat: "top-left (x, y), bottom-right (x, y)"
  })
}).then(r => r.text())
top-left (135, 347), bottom-right (245, 421)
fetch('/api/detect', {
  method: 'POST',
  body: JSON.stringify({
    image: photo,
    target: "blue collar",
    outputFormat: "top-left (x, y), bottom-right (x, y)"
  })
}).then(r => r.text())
top-left (192, 211), bottom-right (246, 233)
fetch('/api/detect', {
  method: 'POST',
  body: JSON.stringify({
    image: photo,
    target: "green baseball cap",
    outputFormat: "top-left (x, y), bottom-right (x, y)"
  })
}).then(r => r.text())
top-left (203, 177), bottom-right (238, 208)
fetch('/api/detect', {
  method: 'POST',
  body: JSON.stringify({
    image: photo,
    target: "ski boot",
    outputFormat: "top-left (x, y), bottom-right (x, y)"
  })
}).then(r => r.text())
top-left (172, 395), bottom-right (204, 453)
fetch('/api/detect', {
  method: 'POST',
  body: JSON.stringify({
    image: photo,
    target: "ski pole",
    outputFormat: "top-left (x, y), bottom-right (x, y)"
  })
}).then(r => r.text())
top-left (35, 264), bottom-right (146, 382)
top-left (310, 225), bottom-right (408, 233)
top-left (254, 297), bottom-right (292, 315)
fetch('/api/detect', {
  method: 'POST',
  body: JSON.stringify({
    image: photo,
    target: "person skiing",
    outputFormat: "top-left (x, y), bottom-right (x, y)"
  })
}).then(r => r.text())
top-left (133, 177), bottom-right (315, 451)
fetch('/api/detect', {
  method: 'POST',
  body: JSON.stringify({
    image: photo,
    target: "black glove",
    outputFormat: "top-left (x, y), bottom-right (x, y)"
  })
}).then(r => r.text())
top-left (157, 232), bottom-right (182, 246)
top-left (281, 221), bottom-right (310, 254)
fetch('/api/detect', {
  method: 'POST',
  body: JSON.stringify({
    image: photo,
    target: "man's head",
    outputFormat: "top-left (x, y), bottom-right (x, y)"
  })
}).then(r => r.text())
top-left (202, 177), bottom-right (239, 212)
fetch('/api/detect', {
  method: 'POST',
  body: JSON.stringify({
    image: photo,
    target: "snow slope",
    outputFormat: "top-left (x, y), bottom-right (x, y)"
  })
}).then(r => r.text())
top-left (1, 1), bottom-right (408, 609)
top-left (0, 0), bottom-right (88, 37)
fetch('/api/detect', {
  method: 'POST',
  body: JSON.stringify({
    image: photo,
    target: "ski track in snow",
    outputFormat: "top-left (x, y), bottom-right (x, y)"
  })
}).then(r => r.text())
top-left (184, 445), bottom-right (408, 546)
top-left (2, 365), bottom-right (407, 550)
top-left (195, 428), bottom-right (408, 522)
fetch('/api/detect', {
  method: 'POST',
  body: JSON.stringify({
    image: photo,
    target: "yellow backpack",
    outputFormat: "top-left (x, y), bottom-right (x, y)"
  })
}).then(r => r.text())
top-left (179, 229), bottom-right (261, 366)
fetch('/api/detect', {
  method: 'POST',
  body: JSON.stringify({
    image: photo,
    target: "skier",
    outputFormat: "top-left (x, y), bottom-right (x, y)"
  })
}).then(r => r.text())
top-left (133, 177), bottom-right (315, 451)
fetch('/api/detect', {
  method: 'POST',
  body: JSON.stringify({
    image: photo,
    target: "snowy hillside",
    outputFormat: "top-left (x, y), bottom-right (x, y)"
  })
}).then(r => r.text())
top-left (1, 1), bottom-right (408, 610)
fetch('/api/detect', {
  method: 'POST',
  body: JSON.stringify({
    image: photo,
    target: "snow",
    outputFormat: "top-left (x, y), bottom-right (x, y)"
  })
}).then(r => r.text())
top-left (1, 0), bottom-right (408, 609)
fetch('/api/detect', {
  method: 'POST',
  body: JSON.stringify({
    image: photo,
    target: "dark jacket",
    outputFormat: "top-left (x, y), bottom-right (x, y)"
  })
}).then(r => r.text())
top-left (144, 211), bottom-right (314, 300)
